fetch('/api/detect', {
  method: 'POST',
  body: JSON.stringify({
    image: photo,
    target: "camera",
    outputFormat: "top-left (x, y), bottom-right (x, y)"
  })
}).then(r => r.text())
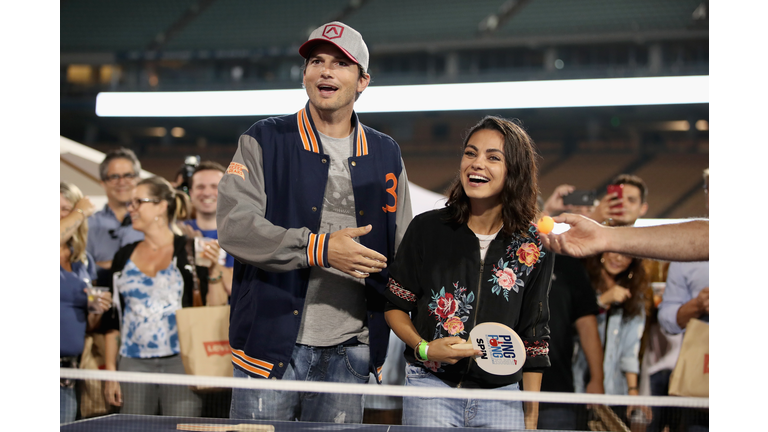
top-left (562, 189), bottom-right (597, 206)
top-left (176, 155), bottom-right (200, 195)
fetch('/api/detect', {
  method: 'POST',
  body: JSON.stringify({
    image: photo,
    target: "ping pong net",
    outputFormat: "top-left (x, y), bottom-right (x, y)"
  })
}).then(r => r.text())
top-left (60, 368), bottom-right (708, 431)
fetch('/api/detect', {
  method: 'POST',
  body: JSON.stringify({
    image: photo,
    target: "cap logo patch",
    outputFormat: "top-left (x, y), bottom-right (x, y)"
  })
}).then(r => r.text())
top-left (322, 24), bottom-right (344, 40)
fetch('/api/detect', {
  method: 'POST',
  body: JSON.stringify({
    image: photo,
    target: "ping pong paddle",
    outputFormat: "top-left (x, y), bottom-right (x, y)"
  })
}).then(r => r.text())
top-left (177, 424), bottom-right (275, 432)
top-left (451, 322), bottom-right (526, 375)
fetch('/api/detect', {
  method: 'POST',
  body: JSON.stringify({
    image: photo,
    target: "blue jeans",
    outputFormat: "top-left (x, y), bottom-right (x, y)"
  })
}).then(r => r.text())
top-left (60, 385), bottom-right (77, 424)
top-left (402, 362), bottom-right (524, 429)
top-left (230, 344), bottom-right (370, 423)
top-left (538, 405), bottom-right (577, 430)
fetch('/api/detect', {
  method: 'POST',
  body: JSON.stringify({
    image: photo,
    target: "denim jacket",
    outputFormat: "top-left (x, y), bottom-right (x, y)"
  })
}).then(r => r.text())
top-left (573, 305), bottom-right (645, 395)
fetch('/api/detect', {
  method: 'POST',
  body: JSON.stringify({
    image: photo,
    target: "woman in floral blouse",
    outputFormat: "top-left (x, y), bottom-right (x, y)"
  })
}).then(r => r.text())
top-left (384, 116), bottom-right (554, 429)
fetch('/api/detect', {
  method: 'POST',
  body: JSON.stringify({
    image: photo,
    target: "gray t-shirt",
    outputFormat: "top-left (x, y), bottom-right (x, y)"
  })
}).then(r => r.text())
top-left (296, 131), bottom-right (369, 347)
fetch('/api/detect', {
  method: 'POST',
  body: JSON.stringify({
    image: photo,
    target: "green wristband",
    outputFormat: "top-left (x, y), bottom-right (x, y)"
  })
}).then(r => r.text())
top-left (418, 341), bottom-right (429, 362)
top-left (414, 340), bottom-right (428, 362)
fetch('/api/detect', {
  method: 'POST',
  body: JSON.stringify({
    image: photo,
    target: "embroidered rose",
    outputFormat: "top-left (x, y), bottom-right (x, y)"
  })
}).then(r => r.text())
top-left (422, 360), bottom-right (442, 372)
top-left (497, 268), bottom-right (517, 291)
top-left (435, 293), bottom-right (458, 319)
top-left (517, 242), bottom-right (540, 267)
top-left (443, 316), bottom-right (465, 335)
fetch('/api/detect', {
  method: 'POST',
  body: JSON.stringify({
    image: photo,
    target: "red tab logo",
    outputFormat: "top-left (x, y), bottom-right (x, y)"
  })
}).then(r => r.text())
top-left (704, 353), bottom-right (709, 374)
top-left (226, 162), bottom-right (248, 180)
top-left (204, 341), bottom-right (231, 357)
top-left (322, 24), bottom-right (344, 40)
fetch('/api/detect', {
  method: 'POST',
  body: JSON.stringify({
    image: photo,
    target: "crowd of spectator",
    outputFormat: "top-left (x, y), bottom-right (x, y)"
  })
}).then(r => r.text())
top-left (60, 148), bottom-right (233, 421)
top-left (61, 144), bottom-right (709, 431)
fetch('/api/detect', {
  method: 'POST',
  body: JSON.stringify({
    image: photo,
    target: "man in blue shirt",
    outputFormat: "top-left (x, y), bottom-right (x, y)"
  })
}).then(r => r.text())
top-left (179, 161), bottom-right (234, 302)
top-left (87, 148), bottom-right (144, 285)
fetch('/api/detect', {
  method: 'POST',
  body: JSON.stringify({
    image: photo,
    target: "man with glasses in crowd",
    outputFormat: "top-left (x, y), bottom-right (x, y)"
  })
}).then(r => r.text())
top-left (87, 147), bottom-right (145, 284)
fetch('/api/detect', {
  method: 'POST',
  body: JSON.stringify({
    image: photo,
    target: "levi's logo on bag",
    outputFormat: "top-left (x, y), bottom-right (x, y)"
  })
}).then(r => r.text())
top-left (204, 341), bottom-right (231, 357)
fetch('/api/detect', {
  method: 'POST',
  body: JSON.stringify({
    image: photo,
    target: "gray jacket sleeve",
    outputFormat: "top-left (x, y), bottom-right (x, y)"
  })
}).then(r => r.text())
top-left (216, 133), bottom-right (312, 272)
top-left (394, 160), bottom-right (413, 254)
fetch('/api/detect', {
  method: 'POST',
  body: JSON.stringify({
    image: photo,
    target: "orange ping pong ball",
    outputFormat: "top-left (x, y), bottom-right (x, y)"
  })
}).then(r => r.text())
top-left (537, 216), bottom-right (554, 234)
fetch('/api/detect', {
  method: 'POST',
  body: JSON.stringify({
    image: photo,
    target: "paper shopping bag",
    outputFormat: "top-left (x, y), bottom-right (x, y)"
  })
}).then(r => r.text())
top-left (668, 318), bottom-right (709, 397)
top-left (79, 333), bottom-right (110, 418)
top-left (176, 305), bottom-right (233, 392)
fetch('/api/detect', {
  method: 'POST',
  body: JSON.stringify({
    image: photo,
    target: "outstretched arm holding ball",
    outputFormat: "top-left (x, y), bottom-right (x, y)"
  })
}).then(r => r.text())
top-left (540, 213), bottom-right (708, 262)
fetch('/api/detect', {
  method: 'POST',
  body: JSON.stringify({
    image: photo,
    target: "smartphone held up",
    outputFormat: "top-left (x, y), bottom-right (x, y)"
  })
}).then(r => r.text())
top-left (562, 189), bottom-right (597, 207)
top-left (607, 184), bottom-right (624, 215)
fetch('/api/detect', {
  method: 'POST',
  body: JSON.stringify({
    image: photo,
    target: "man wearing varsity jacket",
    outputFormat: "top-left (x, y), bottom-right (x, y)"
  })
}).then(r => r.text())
top-left (217, 21), bottom-right (412, 423)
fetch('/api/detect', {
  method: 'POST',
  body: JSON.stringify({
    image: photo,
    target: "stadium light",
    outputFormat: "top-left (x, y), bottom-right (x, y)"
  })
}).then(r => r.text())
top-left (96, 75), bottom-right (708, 117)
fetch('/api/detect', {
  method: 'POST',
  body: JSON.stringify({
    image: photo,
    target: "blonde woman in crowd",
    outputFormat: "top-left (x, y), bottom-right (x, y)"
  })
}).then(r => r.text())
top-left (101, 176), bottom-right (226, 416)
top-left (60, 181), bottom-right (112, 423)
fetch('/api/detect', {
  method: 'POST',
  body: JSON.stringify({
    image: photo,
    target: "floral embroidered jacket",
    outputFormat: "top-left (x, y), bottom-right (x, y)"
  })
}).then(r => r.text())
top-left (384, 208), bottom-right (554, 389)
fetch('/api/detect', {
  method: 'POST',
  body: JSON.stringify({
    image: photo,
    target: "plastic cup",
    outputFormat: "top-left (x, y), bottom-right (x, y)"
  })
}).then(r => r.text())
top-left (87, 286), bottom-right (110, 313)
top-left (194, 237), bottom-right (213, 267)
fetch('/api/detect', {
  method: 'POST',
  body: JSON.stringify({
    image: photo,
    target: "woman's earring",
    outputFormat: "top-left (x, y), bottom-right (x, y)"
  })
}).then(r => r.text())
top-left (600, 257), bottom-right (605, 264)
top-left (628, 271), bottom-right (634, 279)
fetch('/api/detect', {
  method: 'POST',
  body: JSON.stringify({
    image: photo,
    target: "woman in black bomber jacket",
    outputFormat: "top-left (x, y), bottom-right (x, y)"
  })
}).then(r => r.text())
top-left (384, 116), bottom-right (554, 429)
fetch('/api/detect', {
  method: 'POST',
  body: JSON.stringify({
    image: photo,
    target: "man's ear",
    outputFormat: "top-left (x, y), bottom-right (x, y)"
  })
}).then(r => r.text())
top-left (357, 73), bottom-right (370, 93)
top-left (639, 202), bottom-right (648, 218)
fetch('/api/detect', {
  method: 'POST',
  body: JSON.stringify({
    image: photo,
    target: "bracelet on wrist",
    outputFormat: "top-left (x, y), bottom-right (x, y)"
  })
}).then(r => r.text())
top-left (208, 272), bottom-right (223, 283)
top-left (414, 340), bottom-right (429, 362)
top-left (628, 386), bottom-right (639, 392)
top-left (75, 208), bottom-right (85, 219)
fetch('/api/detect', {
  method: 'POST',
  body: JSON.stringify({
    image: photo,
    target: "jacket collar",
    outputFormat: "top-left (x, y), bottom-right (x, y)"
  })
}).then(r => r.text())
top-left (297, 102), bottom-right (368, 156)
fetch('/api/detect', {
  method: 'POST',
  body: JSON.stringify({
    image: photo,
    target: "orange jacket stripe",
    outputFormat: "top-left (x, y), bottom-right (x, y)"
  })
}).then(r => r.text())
top-left (297, 110), bottom-right (312, 152)
top-left (301, 109), bottom-right (320, 153)
top-left (232, 349), bottom-right (274, 370)
top-left (361, 127), bottom-right (368, 156)
top-left (307, 233), bottom-right (317, 267)
top-left (355, 125), bottom-right (362, 156)
top-left (232, 356), bottom-right (270, 378)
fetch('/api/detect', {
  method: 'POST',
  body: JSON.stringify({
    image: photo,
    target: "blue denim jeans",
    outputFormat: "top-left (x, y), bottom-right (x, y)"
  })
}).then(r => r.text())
top-left (538, 405), bottom-right (577, 430)
top-left (60, 386), bottom-right (77, 424)
top-left (230, 344), bottom-right (370, 423)
top-left (402, 362), bottom-right (524, 429)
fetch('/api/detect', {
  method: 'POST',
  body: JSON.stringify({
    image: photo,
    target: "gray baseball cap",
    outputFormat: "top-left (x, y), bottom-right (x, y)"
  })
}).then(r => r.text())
top-left (299, 22), bottom-right (369, 73)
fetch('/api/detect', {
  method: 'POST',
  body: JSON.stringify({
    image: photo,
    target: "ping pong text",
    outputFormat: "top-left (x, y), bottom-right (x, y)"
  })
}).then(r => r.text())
top-left (477, 335), bottom-right (518, 362)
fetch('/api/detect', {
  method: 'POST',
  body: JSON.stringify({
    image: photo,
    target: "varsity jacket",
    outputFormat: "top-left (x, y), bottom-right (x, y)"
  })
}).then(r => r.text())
top-left (217, 102), bottom-right (412, 381)
top-left (384, 208), bottom-right (554, 388)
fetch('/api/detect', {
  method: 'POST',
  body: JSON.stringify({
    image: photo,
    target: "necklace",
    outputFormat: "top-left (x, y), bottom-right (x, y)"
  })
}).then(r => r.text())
top-left (476, 224), bottom-right (503, 252)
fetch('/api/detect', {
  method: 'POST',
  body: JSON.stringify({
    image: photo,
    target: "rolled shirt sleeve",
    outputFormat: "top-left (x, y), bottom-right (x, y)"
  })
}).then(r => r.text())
top-left (657, 262), bottom-right (690, 335)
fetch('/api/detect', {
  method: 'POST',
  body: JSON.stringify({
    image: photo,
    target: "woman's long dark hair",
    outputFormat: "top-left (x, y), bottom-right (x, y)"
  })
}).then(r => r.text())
top-left (445, 116), bottom-right (539, 236)
top-left (584, 254), bottom-right (648, 318)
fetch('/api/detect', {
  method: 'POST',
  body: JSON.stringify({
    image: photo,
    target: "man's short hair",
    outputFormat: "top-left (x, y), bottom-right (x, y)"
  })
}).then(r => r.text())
top-left (610, 173), bottom-right (648, 203)
top-left (190, 161), bottom-right (226, 188)
top-left (99, 147), bottom-right (141, 181)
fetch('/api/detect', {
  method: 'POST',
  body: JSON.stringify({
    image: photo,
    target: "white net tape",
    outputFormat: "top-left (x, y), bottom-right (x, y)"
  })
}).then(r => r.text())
top-left (60, 368), bottom-right (708, 408)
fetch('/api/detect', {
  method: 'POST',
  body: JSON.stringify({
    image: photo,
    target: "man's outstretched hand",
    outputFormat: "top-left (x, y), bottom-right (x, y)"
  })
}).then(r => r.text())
top-left (328, 225), bottom-right (387, 278)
